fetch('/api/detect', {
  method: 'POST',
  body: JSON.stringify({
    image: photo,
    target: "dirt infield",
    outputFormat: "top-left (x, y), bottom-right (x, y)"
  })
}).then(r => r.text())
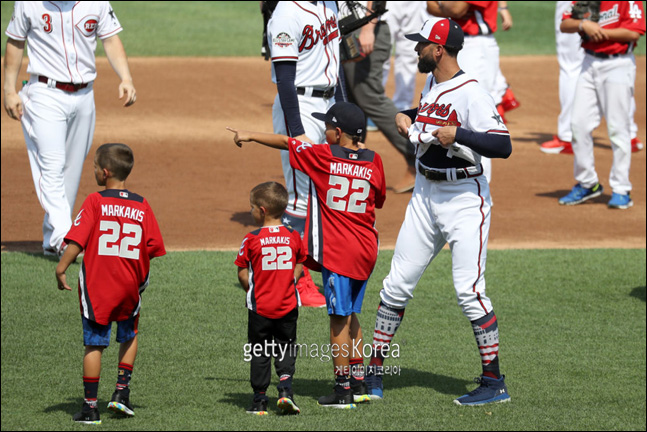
top-left (1, 56), bottom-right (645, 252)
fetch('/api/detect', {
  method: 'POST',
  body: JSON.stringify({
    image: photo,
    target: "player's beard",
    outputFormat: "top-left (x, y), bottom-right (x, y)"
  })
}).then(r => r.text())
top-left (418, 55), bottom-right (437, 74)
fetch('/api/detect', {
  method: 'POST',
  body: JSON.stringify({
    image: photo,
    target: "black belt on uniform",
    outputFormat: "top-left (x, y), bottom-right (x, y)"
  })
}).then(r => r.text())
top-left (584, 49), bottom-right (624, 59)
top-left (296, 87), bottom-right (335, 99)
top-left (417, 163), bottom-right (483, 181)
top-left (38, 76), bottom-right (89, 92)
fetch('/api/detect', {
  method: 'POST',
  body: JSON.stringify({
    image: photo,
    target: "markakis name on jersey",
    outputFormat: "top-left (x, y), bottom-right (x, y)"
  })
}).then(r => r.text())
top-left (101, 204), bottom-right (145, 222)
top-left (330, 162), bottom-right (373, 180)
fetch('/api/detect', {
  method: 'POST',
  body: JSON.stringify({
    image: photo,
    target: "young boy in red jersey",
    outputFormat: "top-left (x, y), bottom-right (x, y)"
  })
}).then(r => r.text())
top-left (228, 101), bottom-right (386, 409)
top-left (236, 181), bottom-right (307, 415)
top-left (56, 143), bottom-right (166, 424)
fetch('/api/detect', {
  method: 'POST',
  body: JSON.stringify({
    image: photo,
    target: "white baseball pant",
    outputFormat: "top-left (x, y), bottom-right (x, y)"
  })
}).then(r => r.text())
top-left (20, 79), bottom-right (95, 252)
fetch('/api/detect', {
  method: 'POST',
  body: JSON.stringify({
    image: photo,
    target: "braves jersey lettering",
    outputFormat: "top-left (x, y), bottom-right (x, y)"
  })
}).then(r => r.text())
top-left (101, 204), bottom-right (145, 222)
top-left (300, 16), bottom-right (339, 51)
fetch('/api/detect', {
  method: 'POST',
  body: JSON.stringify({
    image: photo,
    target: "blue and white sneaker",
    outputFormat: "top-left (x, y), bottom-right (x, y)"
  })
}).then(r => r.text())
top-left (608, 192), bottom-right (633, 209)
top-left (559, 183), bottom-right (603, 206)
top-left (454, 375), bottom-right (511, 406)
top-left (365, 366), bottom-right (383, 400)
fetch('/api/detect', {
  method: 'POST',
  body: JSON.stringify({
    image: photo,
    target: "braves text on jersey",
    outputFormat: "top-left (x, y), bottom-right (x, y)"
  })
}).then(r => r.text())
top-left (267, 1), bottom-right (340, 89)
top-left (287, 140), bottom-right (386, 281)
top-left (235, 225), bottom-right (307, 319)
top-left (65, 190), bottom-right (165, 325)
top-left (6, 1), bottom-right (123, 84)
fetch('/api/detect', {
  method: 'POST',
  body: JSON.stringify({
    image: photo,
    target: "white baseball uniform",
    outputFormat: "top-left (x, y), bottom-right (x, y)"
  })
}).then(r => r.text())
top-left (267, 1), bottom-right (340, 224)
top-left (6, 1), bottom-right (122, 253)
top-left (567, 1), bottom-right (645, 195)
top-left (381, 1), bottom-right (427, 111)
top-left (381, 71), bottom-right (509, 321)
top-left (554, 1), bottom-right (639, 143)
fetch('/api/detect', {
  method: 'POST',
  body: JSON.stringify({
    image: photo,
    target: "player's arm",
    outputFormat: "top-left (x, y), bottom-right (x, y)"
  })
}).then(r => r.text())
top-left (237, 267), bottom-right (250, 291)
top-left (427, 1), bottom-right (470, 18)
top-left (600, 28), bottom-right (642, 43)
top-left (274, 61), bottom-right (313, 144)
top-left (560, 18), bottom-right (608, 43)
top-left (3, 38), bottom-right (25, 121)
top-left (396, 109), bottom-right (417, 137)
top-left (432, 126), bottom-right (512, 159)
top-left (101, 35), bottom-right (136, 107)
top-left (498, 1), bottom-right (512, 31)
top-left (358, 1), bottom-right (377, 55)
top-left (55, 241), bottom-right (84, 291)
top-left (227, 127), bottom-right (290, 150)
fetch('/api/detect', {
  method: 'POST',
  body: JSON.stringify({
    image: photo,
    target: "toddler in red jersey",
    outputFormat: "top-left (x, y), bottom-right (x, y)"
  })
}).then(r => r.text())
top-left (228, 102), bottom-right (386, 410)
top-left (56, 143), bottom-right (166, 424)
top-left (235, 182), bottom-right (307, 415)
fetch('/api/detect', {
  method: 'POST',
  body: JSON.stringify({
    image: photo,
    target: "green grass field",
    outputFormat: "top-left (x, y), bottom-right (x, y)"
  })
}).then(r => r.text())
top-left (1, 1), bottom-right (646, 57)
top-left (1, 249), bottom-right (645, 430)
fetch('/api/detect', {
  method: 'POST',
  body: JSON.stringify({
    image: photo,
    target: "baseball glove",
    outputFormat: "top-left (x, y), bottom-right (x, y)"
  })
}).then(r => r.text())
top-left (570, 1), bottom-right (601, 22)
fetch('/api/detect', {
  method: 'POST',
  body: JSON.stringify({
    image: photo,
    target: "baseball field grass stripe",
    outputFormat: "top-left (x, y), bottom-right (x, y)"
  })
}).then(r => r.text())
top-left (1, 249), bottom-right (645, 430)
top-left (2, 1), bottom-right (645, 57)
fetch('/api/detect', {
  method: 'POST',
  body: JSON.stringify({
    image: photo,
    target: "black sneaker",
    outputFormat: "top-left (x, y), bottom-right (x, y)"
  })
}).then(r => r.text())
top-left (351, 380), bottom-right (370, 403)
top-left (107, 389), bottom-right (135, 416)
top-left (246, 396), bottom-right (269, 415)
top-left (73, 403), bottom-right (101, 425)
top-left (317, 387), bottom-right (356, 409)
top-left (277, 387), bottom-right (300, 415)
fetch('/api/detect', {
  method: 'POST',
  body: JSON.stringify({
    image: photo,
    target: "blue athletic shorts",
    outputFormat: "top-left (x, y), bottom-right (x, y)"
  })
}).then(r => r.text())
top-left (82, 315), bottom-right (138, 347)
top-left (322, 267), bottom-right (368, 317)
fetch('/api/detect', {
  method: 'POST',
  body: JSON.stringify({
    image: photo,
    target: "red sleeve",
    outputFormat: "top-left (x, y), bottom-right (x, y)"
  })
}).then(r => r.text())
top-left (234, 234), bottom-right (251, 268)
top-left (562, 1), bottom-right (575, 21)
top-left (64, 193), bottom-right (98, 250)
top-left (374, 153), bottom-right (387, 210)
top-left (620, 1), bottom-right (646, 35)
top-left (293, 231), bottom-right (307, 264)
top-left (287, 139), bottom-right (330, 175)
top-left (144, 199), bottom-right (166, 259)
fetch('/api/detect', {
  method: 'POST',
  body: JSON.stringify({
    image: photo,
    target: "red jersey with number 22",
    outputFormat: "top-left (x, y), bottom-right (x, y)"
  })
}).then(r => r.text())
top-left (65, 190), bottom-right (166, 325)
top-left (288, 139), bottom-right (386, 281)
top-left (235, 225), bottom-right (306, 319)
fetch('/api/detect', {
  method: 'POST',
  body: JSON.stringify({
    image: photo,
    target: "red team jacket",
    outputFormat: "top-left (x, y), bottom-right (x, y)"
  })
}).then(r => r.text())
top-left (455, 1), bottom-right (498, 35)
top-left (235, 225), bottom-right (307, 319)
top-left (563, 1), bottom-right (646, 55)
top-left (288, 139), bottom-right (386, 281)
top-left (65, 190), bottom-right (166, 325)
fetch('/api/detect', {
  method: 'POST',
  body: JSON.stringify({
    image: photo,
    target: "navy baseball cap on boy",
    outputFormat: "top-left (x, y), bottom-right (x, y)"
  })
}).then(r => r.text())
top-left (312, 102), bottom-right (366, 137)
top-left (405, 17), bottom-right (464, 50)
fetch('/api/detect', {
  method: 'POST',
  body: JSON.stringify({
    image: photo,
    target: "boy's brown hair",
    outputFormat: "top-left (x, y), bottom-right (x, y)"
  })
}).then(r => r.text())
top-left (96, 143), bottom-right (134, 181)
top-left (250, 182), bottom-right (288, 218)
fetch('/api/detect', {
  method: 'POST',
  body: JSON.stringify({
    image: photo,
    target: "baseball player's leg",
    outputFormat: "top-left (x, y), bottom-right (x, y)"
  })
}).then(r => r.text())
top-left (556, 31), bottom-right (584, 143)
top-left (600, 57), bottom-right (634, 196)
top-left (21, 84), bottom-right (73, 252)
top-left (390, 4), bottom-right (424, 111)
top-left (343, 23), bottom-right (416, 166)
top-left (571, 59), bottom-right (602, 190)
top-left (63, 88), bottom-right (96, 217)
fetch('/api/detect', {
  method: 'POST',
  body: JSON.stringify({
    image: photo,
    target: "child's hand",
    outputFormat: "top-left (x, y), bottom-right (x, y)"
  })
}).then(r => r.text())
top-left (56, 271), bottom-right (72, 291)
top-left (226, 127), bottom-right (251, 147)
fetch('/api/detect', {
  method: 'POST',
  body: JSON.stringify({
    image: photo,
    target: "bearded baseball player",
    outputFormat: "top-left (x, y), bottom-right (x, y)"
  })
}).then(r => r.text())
top-left (363, 18), bottom-right (513, 406)
top-left (3, 1), bottom-right (136, 258)
top-left (558, 1), bottom-right (645, 209)
top-left (266, 1), bottom-right (342, 307)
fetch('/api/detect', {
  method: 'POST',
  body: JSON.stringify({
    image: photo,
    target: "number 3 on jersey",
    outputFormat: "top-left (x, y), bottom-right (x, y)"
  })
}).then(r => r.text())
top-left (327, 175), bottom-right (370, 213)
top-left (99, 221), bottom-right (142, 259)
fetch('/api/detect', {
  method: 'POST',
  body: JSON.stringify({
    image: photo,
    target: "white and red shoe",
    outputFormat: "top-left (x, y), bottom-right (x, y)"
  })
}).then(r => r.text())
top-left (631, 137), bottom-right (644, 153)
top-left (500, 87), bottom-right (520, 112)
top-left (540, 135), bottom-right (572, 154)
top-left (297, 268), bottom-right (326, 308)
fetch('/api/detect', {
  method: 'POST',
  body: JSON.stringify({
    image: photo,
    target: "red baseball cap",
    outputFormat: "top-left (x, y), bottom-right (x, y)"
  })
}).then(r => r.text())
top-left (405, 18), bottom-right (464, 50)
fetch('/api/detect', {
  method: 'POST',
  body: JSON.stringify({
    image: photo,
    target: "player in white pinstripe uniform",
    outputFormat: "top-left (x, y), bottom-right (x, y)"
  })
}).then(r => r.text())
top-left (3, 1), bottom-right (136, 257)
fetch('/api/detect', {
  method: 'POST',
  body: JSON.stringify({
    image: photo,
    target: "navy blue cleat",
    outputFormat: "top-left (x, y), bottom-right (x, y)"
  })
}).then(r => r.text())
top-left (454, 375), bottom-right (511, 406)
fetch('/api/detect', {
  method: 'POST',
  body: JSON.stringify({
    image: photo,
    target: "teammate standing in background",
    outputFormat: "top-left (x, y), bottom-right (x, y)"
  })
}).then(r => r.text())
top-left (56, 143), bottom-right (166, 424)
top-left (228, 101), bottom-right (386, 409)
top-left (341, 1), bottom-right (418, 194)
top-left (266, 1), bottom-right (341, 306)
top-left (363, 18), bottom-right (512, 406)
top-left (541, 1), bottom-right (644, 155)
top-left (235, 182), bottom-right (306, 416)
top-left (3, 1), bottom-right (137, 257)
top-left (558, 1), bottom-right (645, 209)
top-left (426, 0), bottom-right (519, 184)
